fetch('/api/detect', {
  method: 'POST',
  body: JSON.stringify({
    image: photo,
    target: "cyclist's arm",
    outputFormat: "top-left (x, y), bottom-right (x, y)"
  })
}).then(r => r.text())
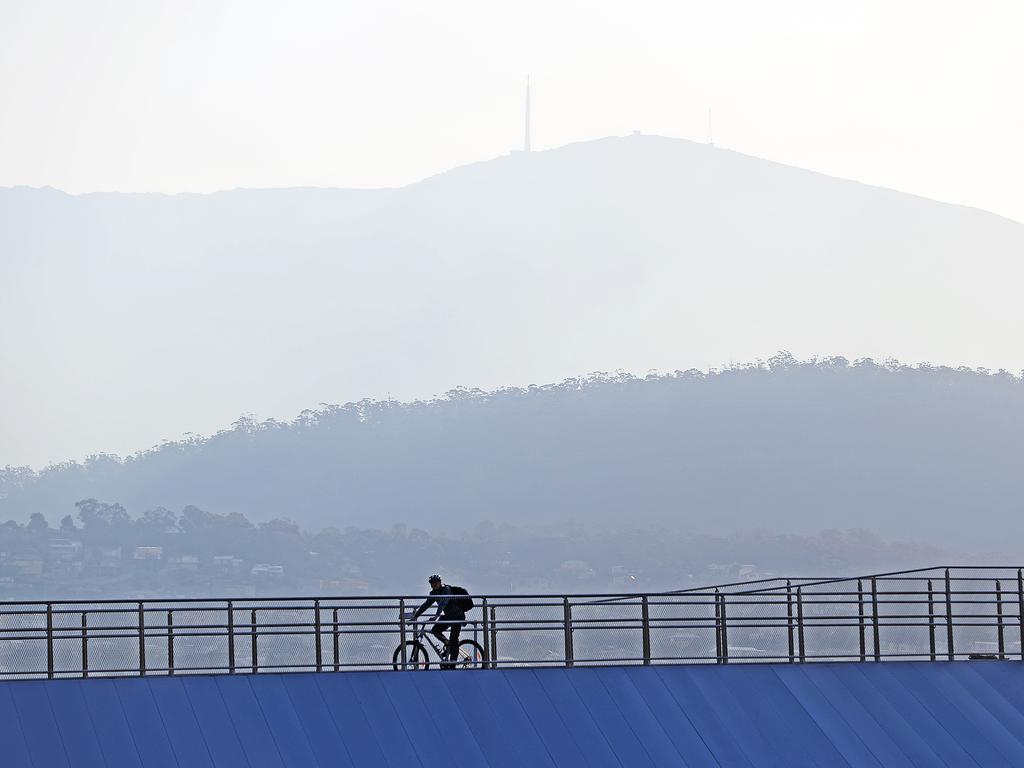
top-left (411, 596), bottom-right (435, 620)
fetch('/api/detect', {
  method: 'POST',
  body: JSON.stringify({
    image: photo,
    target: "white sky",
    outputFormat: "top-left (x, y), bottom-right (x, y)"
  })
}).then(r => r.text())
top-left (0, 0), bottom-right (1021, 222)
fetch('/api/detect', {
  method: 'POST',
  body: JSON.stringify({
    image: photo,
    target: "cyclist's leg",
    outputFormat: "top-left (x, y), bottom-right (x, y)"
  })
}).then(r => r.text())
top-left (447, 621), bottom-right (462, 660)
top-left (431, 620), bottom-right (452, 661)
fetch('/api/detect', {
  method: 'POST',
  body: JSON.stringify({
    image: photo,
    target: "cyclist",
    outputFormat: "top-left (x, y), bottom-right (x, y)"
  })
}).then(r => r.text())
top-left (410, 574), bottom-right (466, 668)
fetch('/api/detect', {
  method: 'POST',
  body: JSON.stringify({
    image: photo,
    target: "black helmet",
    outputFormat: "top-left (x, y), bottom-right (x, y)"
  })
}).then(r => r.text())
top-left (428, 574), bottom-right (442, 584)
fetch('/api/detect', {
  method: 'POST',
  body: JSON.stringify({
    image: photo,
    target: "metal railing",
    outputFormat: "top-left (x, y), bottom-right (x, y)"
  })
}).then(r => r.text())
top-left (0, 566), bottom-right (1021, 679)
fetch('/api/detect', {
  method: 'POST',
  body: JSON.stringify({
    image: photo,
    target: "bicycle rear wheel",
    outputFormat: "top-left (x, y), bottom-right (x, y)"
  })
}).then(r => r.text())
top-left (455, 639), bottom-right (486, 669)
top-left (392, 641), bottom-right (430, 671)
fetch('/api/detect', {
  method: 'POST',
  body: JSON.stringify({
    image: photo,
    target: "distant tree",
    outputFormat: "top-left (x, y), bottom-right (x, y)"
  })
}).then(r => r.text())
top-left (260, 518), bottom-right (300, 536)
top-left (74, 498), bottom-right (130, 543)
top-left (135, 506), bottom-right (178, 540)
top-left (27, 512), bottom-right (48, 535)
top-left (59, 514), bottom-right (77, 534)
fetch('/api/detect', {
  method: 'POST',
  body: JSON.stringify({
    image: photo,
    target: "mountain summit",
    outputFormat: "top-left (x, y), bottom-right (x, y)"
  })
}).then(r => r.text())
top-left (2, 135), bottom-right (1022, 467)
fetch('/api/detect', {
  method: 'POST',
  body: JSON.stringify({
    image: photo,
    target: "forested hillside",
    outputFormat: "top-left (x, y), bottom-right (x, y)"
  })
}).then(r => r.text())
top-left (3, 355), bottom-right (1021, 549)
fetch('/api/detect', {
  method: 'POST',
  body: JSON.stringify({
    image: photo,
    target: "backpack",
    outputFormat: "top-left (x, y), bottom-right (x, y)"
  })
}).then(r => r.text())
top-left (449, 585), bottom-right (473, 613)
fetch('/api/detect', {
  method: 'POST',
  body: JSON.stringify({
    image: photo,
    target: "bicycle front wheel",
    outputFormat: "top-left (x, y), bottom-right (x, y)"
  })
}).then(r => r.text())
top-left (455, 639), bottom-right (486, 669)
top-left (392, 641), bottom-right (430, 671)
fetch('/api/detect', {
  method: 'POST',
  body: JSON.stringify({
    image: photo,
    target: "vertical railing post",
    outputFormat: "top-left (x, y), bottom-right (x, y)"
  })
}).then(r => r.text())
top-left (332, 608), bottom-right (340, 672)
top-left (927, 580), bottom-right (936, 661)
top-left (714, 590), bottom-right (722, 663)
top-left (314, 599), bottom-right (322, 672)
top-left (489, 606), bottom-right (498, 669)
top-left (787, 581), bottom-right (795, 663)
top-left (250, 609), bottom-right (258, 673)
top-left (399, 599), bottom-right (408, 670)
top-left (871, 578), bottom-right (881, 662)
top-left (716, 593), bottom-right (724, 663)
top-left (857, 580), bottom-right (866, 662)
top-left (1018, 569), bottom-right (1024, 662)
top-left (138, 602), bottom-right (146, 676)
top-left (81, 612), bottom-right (88, 678)
top-left (481, 598), bottom-right (491, 669)
top-left (46, 603), bottom-right (54, 679)
top-left (719, 593), bottom-right (729, 664)
top-left (945, 568), bottom-right (955, 661)
top-left (167, 610), bottom-right (175, 675)
top-left (641, 596), bottom-right (651, 665)
top-left (796, 588), bottom-right (806, 663)
top-left (996, 580), bottom-right (1005, 660)
top-left (227, 600), bottom-right (235, 674)
top-left (563, 597), bottom-right (574, 667)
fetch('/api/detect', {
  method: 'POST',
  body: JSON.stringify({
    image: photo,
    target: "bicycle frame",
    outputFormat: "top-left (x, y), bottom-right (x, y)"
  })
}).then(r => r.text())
top-left (409, 620), bottom-right (478, 665)
top-left (410, 621), bottom-right (451, 657)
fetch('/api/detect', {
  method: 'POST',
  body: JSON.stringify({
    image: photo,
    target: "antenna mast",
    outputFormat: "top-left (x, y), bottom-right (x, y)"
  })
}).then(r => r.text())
top-left (524, 75), bottom-right (531, 153)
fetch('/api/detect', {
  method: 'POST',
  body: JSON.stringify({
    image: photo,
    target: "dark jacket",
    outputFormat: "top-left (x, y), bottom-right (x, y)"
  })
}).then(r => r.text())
top-left (413, 585), bottom-right (465, 620)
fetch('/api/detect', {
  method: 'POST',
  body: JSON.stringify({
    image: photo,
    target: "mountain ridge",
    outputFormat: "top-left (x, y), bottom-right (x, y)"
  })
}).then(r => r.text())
top-left (3, 134), bottom-right (1023, 468)
top-left (4, 135), bottom-right (1020, 227)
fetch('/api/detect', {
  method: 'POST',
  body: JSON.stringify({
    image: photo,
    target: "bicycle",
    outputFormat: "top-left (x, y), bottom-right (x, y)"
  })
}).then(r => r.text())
top-left (392, 620), bottom-right (487, 670)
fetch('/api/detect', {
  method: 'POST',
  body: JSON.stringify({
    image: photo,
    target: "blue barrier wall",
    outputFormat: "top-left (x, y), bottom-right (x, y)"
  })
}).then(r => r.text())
top-left (3, 661), bottom-right (1024, 767)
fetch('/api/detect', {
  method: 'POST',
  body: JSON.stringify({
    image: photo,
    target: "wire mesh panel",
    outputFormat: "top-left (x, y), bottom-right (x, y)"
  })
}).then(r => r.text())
top-left (77, 603), bottom-right (141, 676)
top-left (0, 604), bottom-right (47, 678)
top-left (647, 593), bottom-right (720, 664)
top-left (161, 603), bottom-right (230, 675)
top-left (245, 601), bottom-right (317, 673)
top-left (570, 598), bottom-right (644, 665)
top-left (324, 601), bottom-right (399, 671)
top-left (52, 606), bottom-right (83, 676)
top-left (872, 577), bottom-right (933, 661)
top-left (807, 582), bottom-right (871, 662)
top-left (488, 599), bottom-right (565, 667)
top-left (945, 570), bottom-right (1019, 660)
top-left (721, 591), bottom-right (792, 663)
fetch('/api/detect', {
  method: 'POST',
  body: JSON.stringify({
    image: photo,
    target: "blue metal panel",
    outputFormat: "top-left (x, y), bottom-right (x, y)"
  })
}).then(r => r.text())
top-left (78, 678), bottom-right (144, 768)
top-left (213, 676), bottom-right (284, 768)
top-left (9, 681), bottom-right (71, 768)
top-left (560, 668), bottom-right (654, 768)
top-left (113, 678), bottom-right (178, 768)
top-left (279, 674), bottom-right (355, 768)
top-left (600, 666), bottom-right (718, 767)
top-left (969, 662), bottom-right (1024, 722)
top-left (946, 664), bottom-right (1024, 750)
top-left (656, 666), bottom-right (761, 767)
top-left (375, 671), bottom-right (451, 768)
top-left (45, 681), bottom-right (107, 768)
top-left (0, 683), bottom-right (33, 768)
top-left (8, 661), bottom-right (1024, 768)
top-left (313, 673), bottom-right (392, 767)
top-left (145, 678), bottom-right (215, 768)
top-left (772, 664), bottom-right (887, 768)
top-left (532, 668), bottom-right (627, 768)
top-left (442, 666), bottom-right (557, 768)
top-left (882, 663), bottom-right (1020, 767)
top-left (182, 675), bottom-right (251, 767)
top-left (818, 663), bottom-right (945, 765)
top-left (710, 664), bottom-right (849, 767)
top-left (332, 671), bottom-right (425, 768)
top-left (501, 668), bottom-right (590, 767)
top-left (247, 675), bottom-right (321, 768)
top-left (405, 670), bottom-right (491, 768)
top-left (861, 665), bottom-right (982, 767)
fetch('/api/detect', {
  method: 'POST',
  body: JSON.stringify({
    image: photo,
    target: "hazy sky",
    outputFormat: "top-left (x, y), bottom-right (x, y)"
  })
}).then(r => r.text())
top-left (1, 0), bottom-right (1021, 222)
